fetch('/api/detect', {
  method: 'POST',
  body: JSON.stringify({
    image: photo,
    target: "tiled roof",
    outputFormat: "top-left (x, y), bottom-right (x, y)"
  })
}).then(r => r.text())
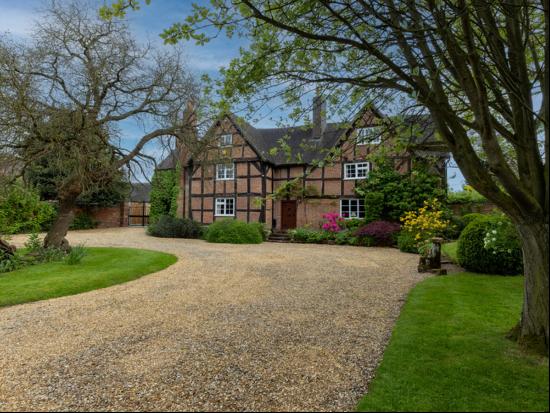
top-left (129, 182), bottom-right (151, 202)
top-left (157, 113), bottom-right (447, 169)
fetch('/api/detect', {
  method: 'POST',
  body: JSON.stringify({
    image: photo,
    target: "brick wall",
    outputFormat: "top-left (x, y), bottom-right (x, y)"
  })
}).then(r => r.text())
top-left (449, 201), bottom-right (499, 216)
top-left (75, 203), bottom-right (128, 228)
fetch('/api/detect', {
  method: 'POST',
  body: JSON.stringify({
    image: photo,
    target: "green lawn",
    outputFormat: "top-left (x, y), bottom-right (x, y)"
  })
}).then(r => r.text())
top-left (0, 247), bottom-right (176, 307)
top-left (357, 273), bottom-right (549, 412)
top-left (442, 240), bottom-right (458, 263)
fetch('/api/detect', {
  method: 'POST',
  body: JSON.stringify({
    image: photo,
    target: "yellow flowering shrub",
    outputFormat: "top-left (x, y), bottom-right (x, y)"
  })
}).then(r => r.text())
top-left (400, 199), bottom-right (450, 242)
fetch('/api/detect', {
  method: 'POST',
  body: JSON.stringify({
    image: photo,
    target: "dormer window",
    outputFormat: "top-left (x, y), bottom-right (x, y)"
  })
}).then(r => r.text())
top-left (356, 127), bottom-right (382, 145)
top-left (220, 133), bottom-right (232, 146)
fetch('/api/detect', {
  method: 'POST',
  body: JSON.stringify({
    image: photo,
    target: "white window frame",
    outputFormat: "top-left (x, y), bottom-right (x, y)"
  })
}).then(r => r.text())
top-left (340, 199), bottom-right (365, 219)
top-left (356, 127), bottom-right (382, 145)
top-left (215, 197), bottom-right (235, 217)
top-left (344, 162), bottom-right (370, 180)
top-left (219, 133), bottom-right (233, 146)
top-left (216, 163), bottom-right (235, 180)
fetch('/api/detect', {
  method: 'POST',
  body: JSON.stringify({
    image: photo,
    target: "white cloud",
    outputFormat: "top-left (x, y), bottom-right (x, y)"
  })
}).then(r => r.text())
top-left (186, 53), bottom-right (231, 71)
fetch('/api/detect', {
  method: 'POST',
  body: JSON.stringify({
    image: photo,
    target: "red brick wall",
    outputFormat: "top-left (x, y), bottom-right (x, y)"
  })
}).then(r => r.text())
top-left (449, 201), bottom-right (498, 216)
top-left (75, 203), bottom-right (128, 228)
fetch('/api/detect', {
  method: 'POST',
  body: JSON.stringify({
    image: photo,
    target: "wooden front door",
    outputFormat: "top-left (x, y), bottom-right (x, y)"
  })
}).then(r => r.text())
top-left (281, 200), bottom-right (297, 230)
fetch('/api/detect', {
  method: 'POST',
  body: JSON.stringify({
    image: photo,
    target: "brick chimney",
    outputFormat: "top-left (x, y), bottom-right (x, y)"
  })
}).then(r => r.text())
top-left (178, 100), bottom-right (197, 163)
top-left (312, 90), bottom-right (327, 139)
top-left (176, 99), bottom-right (197, 218)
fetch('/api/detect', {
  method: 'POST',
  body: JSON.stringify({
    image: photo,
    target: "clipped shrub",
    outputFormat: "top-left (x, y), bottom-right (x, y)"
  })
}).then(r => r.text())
top-left (457, 215), bottom-right (522, 275)
top-left (70, 211), bottom-right (98, 230)
top-left (397, 231), bottom-right (418, 253)
top-left (461, 213), bottom-right (485, 227)
top-left (355, 220), bottom-right (401, 246)
top-left (249, 222), bottom-right (269, 240)
top-left (147, 215), bottom-right (203, 238)
top-left (204, 219), bottom-right (263, 244)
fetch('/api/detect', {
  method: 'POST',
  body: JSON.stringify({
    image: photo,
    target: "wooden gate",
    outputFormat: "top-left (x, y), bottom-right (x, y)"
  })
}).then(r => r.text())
top-left (128, 202), bottom-right (150, 226)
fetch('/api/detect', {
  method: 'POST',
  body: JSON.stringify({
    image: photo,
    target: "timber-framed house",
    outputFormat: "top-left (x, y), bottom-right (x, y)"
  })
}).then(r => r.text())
top-left (157, 99), bottom-right (449, 230)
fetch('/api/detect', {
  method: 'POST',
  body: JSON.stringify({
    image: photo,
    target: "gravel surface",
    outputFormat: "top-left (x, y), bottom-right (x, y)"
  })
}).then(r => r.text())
top-left (1, 227), bottom-right (427, 412)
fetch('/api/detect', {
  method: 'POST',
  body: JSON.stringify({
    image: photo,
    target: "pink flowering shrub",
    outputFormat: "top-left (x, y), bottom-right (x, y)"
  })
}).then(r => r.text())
top-left (321, 212), bottom-right (344, 232)
top-left (354, 220), bottom-right (401, 246)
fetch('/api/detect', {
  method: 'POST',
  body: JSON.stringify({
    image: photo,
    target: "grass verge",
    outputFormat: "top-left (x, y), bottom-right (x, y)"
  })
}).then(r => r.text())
top-left (442, 240), bottom-right (458, 263)
top-left (0, 247), bottom-right (176, 307)
top-left (357, 273), bottom-right (549, 412)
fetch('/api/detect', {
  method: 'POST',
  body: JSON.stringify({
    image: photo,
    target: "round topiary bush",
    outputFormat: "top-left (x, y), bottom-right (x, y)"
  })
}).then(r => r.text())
top-left (204, 219), bottom-right (263, 244)
top-left (457, 214), bottom-right (523, 275)
top-left (147, 215), bottom-right (203, 238)
top-left (461, 212), bottom-right (485, 227)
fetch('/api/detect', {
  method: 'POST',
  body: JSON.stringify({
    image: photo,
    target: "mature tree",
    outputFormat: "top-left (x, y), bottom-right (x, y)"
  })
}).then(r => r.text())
top-left (24, 151), bottom-right (131, 208)
top-left (0, 1), bottom-right (199, 249)
top-left (104, 0), bottom-right (548, 353)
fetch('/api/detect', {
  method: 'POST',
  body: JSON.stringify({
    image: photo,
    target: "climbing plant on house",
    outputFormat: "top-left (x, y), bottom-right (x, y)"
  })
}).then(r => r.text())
top-left (149, 169), bottom-right (179, 224)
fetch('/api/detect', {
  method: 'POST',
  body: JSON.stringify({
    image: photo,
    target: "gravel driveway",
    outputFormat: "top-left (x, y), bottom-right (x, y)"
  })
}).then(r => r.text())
top-left (1, 227), bottom-right (426, 411)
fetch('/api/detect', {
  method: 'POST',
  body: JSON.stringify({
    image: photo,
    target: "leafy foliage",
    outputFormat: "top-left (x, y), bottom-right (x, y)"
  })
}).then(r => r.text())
top-left (355, 162), bottom-right (445, 222)
top-left (147, 215), bottom-right (203, 239)
top-left (321, 212), bottom-right (344, 232)
top-left (288, 227), bottom-right (333, 243)
top-left (149, 170), bottom-right (179, 224)
top-left (70, 211), bottom-right (98, 230)
top-left (65, 244), bottom-right (87, 265)
top-left (249, 222), bottom-right (270, 240)
top-left (401, 199), bottom-right (450, 243)
top-left (461, 213), bottom-right (486, 227)
top-left (355, 220), bottom-right (401, 246)
top-left (0, 182), bottom-right (57, 235)
top-left (204, 219), bottom-right (263, 244)
top-left (25, 154), bottom-right (130, 207)
top-left (397, 231), bottom-right (418, 253)
top-left (447, 186), bottom-right (487, 204)
top-left (457, 215), bottom-right (522, 275)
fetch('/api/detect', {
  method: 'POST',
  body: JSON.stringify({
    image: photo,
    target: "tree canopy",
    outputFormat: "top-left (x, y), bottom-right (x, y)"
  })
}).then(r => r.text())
top-left (102, 0), bottom-right (548, 353)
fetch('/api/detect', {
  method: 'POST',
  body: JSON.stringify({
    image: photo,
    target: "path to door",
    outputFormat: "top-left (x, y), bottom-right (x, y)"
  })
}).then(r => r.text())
top-left (1, 228), bottom-right (426, 411)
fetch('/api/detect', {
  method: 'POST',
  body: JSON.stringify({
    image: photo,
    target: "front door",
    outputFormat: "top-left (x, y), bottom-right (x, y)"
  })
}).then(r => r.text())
top-left (281, 200), bottom-right (297, 230)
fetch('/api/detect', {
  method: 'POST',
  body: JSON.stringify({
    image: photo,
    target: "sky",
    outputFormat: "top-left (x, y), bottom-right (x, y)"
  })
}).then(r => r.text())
top-left (0, 0), bottom-right (465, 189)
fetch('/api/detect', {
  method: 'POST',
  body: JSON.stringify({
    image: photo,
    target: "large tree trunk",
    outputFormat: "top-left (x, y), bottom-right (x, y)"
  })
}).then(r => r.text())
top-left (43, 196), bottom-right (78, 250)
top-left (510, 220), bottom-right (549, 355)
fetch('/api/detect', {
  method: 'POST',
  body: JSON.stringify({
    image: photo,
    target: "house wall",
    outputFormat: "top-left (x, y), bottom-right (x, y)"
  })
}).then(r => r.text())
top-left (175, 115), bottom-right (429, 230)
top-left (181, 117), bottom-right (274, 225)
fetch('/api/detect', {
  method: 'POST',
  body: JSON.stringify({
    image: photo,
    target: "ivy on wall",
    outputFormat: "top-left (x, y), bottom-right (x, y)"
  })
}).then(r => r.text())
top-left (149, 168), bottom-right (179, 224)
